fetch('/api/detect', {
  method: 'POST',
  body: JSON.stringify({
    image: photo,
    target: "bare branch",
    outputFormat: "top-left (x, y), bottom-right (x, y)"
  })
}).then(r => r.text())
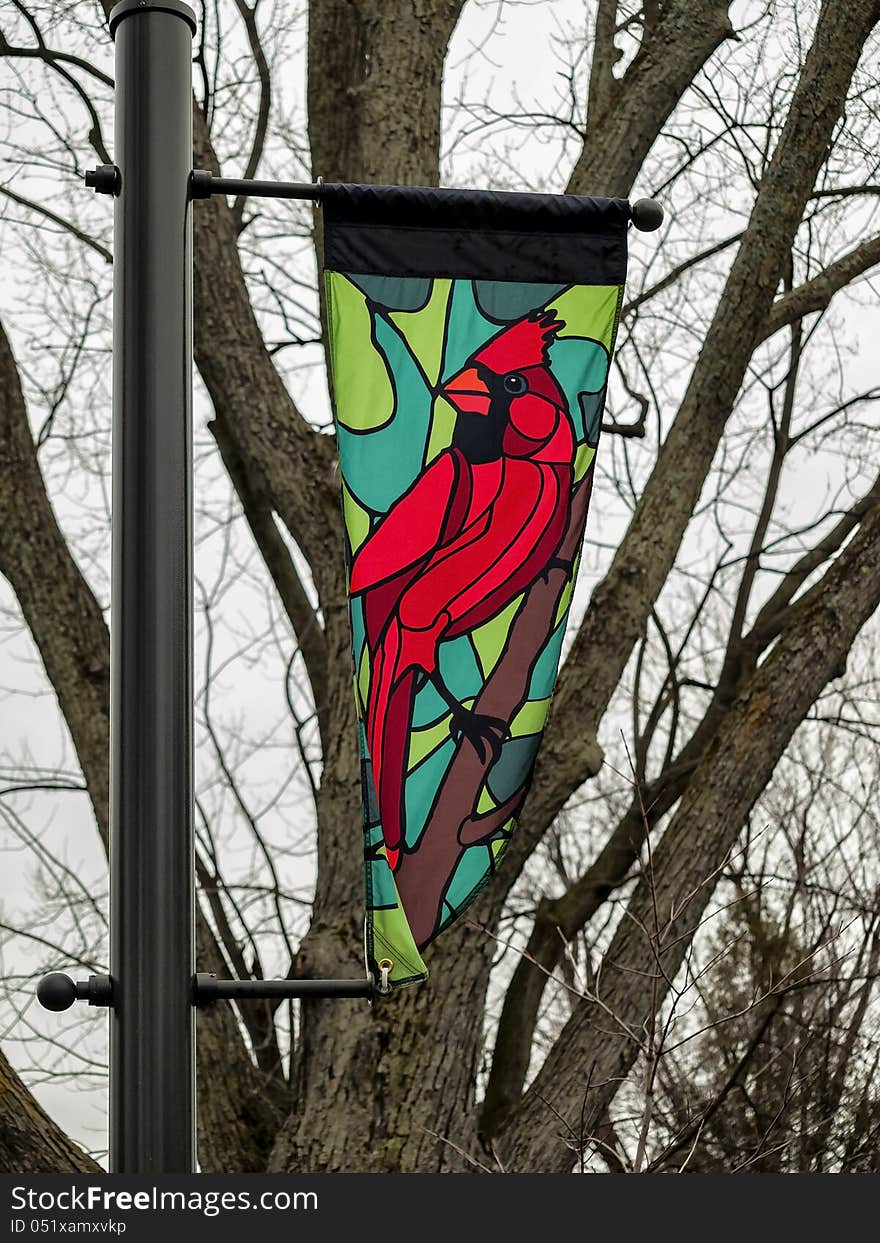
top-left (0, 183), bottom-right (111, 263)
top-left (762, 234), bottom-right (880, 341)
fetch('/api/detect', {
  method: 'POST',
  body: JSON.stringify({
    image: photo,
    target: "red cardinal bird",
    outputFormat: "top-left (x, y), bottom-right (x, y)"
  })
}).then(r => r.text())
top-left (349, 311), bottom-right (574, 872)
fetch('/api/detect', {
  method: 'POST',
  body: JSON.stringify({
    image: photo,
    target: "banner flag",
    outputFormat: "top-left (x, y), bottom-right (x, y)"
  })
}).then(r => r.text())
top-left (322, 185), bottom-right (629, 988)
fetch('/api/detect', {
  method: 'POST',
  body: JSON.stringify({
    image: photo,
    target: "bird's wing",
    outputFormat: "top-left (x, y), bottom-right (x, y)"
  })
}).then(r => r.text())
top-left (349, 448), bottom-right (470, 595)
top-left (398, 459), bottom-right (563, 634)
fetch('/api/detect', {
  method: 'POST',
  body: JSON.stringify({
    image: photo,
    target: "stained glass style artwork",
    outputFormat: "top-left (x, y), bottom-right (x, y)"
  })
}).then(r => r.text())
top-left (322, 185), bottom-right (629, 987)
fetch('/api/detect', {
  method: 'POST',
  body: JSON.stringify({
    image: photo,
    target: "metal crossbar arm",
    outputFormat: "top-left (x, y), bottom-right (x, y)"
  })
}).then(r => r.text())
top-left (193, 974), bottom-right (375, 1003)
top-left (93, 166), bottom-right (664, 231)
top-left (189, 170), bottom-right (324, 202)
top-left (187, 169), bottom-right (665, 231)
top-left (37, 970), bottom-right (376, 1011)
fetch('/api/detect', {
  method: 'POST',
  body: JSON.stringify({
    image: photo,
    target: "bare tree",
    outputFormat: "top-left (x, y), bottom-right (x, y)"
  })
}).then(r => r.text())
top-left (1, 0), bottom-right (879, 1173)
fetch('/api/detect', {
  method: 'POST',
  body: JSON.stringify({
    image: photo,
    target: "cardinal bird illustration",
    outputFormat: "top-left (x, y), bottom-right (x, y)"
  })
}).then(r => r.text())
top-left (348, 311), bottom-right (574, 872)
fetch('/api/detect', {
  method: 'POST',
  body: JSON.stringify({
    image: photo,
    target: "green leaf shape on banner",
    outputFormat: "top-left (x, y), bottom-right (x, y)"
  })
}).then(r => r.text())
top-left (424, 394), bottom-right (457, 465)
top-left (551, 284), bottom-right (621, 349)
top-left (470, 595), bottom-right (523, 679)
top-left (510, 696), bottom-right (552, 737)
top-left (407, 711), bottom-right (456, 771)
top-left (574, 442), bottom-right (596, 483)
top-left (336, 312), bottom-right (434, 514)
top-left (327, 273), bottom-right (396, 432)
top-left (342, 478), bottom-right (371, 553)
top-left (370, 892), bottom-right (428, 985)
top-left (357, 643), bottom-right (370, 709)
top-left (389, 279), bottom-right (452, 386)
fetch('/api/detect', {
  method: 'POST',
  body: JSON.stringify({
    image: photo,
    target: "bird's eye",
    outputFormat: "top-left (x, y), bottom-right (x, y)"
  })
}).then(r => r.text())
top-left (503, 372), bottom-right (527, 395)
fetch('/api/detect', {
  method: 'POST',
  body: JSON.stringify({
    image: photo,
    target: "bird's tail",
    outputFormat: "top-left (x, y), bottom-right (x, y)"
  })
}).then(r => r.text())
top-left (365, 619), bottom-right (416, 873)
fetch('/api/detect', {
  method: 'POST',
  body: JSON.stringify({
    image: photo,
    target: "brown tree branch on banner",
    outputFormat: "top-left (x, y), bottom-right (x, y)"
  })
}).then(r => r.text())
top-left (394, 481), bottom-right (596, 948)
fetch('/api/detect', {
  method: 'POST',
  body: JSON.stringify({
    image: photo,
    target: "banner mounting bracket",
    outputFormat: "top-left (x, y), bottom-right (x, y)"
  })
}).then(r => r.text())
top-left (37, 970), bottom-right (376, 1011)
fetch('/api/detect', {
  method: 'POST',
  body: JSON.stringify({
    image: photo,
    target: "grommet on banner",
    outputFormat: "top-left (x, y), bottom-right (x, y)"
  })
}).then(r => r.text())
top-left (377, 959), bottom-right (393, 995)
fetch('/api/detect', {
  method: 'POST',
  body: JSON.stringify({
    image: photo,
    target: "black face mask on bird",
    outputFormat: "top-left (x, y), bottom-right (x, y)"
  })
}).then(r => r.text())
top-left (442, 314), bottom-right (571, 466)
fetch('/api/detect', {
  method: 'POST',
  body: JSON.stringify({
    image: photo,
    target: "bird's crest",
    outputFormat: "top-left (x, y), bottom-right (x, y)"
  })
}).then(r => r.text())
top-left (474, 310), bottom-right (564, 376)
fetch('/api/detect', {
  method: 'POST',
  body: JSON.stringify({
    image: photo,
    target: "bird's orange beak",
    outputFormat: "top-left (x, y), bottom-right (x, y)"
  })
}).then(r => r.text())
top-left (441, 366), bottom-right (491, 416)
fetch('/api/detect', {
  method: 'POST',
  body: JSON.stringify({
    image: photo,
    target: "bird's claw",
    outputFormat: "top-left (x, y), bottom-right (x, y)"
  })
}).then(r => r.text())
top-left (450, 708), bottom-right (509, 764)
top-left (544, 554), bottom-right (573, 580)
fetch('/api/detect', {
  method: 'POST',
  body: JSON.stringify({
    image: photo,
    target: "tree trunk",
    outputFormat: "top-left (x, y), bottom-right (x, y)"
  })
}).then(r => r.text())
top-left (0, 1048), bottom-right (100, 1173)
top-left (498, 498), bottom-right (880, 1170)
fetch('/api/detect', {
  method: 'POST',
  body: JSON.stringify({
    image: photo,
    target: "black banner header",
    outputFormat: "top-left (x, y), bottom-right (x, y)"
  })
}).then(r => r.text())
top-left (322, 183), bottom-right (630, 284)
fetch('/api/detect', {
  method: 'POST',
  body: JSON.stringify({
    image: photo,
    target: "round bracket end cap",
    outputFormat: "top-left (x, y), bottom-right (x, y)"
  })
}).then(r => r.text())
top-left (37, 972), bottom-right (77, 1012)
top-left (631, 198), bottom-right (664, 232)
